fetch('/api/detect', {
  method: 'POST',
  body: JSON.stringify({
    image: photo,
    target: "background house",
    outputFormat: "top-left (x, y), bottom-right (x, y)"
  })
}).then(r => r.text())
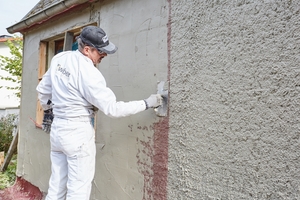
top-left (0, 35), bottom-right (20, 111)
top-left (5, 0), bottom-right (300, 199)
top-left (0, 107), bottom-right (19, 118)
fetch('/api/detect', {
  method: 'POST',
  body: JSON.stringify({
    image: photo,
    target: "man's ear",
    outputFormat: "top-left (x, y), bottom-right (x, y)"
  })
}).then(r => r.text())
top-left (82, 46), bottom-right (90, 56)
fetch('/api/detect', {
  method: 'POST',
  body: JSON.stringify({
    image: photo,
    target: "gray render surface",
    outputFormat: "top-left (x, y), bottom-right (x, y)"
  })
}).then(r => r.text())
top-left (168, 1), bottom-right (300, 199)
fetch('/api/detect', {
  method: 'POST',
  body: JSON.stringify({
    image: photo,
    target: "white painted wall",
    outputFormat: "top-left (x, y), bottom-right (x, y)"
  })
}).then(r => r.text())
top-left (0, 39), bottom-right (20, 108)
top-left (0, 107), bottom-right (19, 117)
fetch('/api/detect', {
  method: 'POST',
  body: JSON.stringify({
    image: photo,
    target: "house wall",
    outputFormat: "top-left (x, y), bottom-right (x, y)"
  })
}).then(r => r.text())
top-left (0, 41), bottom-right (10, 56)
top-left (18, 0), bottom-right (300, 199)
top-left (168, 1), bottom-right (300, 199)
top-left (0, 40), bottom-right (20, 108)
top-left (18, 0), bottom-right (168, 199)
top-left (0, 107), bottom-right (19, 117)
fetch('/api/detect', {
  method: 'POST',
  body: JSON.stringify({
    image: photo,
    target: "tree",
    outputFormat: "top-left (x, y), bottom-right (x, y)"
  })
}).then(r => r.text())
top-left (0, 37), bottom-right (23, 98)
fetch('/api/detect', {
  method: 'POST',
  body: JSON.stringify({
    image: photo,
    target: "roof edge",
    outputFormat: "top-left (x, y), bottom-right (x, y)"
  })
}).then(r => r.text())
top-left (0, 37), bottom-right (22, 42)
top-left (7, 0), bottom-right (97, 34)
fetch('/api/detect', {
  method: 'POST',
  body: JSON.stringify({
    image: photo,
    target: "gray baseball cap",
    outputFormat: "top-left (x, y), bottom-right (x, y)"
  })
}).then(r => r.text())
top-left (78, 26), bottom-right (117, 54)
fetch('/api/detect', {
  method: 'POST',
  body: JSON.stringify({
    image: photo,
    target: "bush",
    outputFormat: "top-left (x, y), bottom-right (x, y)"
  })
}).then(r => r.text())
top-left (0, 114), bottom-right (18, 153)
top-left (0, 114), bottom-right (18, 189)
top-left (0, 154), bottom-right (17, 189)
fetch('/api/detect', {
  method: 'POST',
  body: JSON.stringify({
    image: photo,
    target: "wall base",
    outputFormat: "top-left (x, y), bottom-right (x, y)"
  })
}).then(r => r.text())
top-left (0, 177), bottom-right (44, 200)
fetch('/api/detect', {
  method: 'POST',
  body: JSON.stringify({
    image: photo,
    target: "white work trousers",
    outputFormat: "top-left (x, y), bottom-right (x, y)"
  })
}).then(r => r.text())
top-left (46, 116), bottom-right (96, 200)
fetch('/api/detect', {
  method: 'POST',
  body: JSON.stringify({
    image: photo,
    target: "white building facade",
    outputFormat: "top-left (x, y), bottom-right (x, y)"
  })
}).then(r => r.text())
top-left (0, 35), bottom-right (20, 109)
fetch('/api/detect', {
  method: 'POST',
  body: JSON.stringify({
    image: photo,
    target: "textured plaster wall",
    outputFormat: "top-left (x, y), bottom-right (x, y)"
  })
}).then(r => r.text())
top-left (168, 0), bottom-right (300, 199)
top-left (18, 0), bottom-right (168, 199)
top-left (17, 32), bottom-right (52, 192)
top-left (92, 0), bottom-right (168, 199)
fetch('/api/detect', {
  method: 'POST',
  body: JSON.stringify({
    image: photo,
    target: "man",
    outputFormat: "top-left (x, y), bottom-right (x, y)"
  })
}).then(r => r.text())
top-left (36, 26), bottom-right (162, 200)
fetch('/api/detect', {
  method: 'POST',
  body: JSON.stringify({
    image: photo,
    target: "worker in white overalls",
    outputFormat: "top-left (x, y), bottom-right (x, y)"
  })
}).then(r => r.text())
top-left (36, 26), bottom-right (162, 200)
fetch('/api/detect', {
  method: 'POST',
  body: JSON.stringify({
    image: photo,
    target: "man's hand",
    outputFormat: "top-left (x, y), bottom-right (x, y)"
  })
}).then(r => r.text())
top-left (42, 108), bottom-right (54, 133)
top-left (144, 94), bottom-right (163, 109)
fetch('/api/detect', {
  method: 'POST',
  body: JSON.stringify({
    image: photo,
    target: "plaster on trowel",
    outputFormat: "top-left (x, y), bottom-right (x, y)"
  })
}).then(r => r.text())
top-left (154, 81), bottom-right (168, 117)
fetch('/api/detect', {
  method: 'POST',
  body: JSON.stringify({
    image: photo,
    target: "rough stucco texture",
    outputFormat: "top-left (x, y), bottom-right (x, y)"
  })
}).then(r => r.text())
top-left (168, 1), bottom-right (300, 199)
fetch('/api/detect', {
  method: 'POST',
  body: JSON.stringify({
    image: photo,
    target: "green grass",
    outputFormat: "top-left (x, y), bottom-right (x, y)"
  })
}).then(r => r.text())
top-left (0, 154), bottom-right (17, 190)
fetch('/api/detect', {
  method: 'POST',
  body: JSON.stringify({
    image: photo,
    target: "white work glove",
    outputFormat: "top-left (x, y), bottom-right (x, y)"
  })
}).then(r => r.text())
top-left (144, 94), bottom-right (163, 110)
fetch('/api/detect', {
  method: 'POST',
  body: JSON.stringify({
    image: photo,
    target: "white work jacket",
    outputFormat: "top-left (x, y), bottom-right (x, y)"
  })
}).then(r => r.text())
top-left (36, 50), bottom-right (146, 118)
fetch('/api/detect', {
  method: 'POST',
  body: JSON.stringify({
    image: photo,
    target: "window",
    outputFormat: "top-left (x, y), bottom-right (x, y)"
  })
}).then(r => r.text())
top-left (36, 23), bottom-right (97, 126)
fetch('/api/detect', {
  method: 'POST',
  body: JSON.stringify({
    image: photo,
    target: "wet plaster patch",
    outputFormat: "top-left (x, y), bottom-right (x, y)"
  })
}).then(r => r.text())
top-left (0, 177), bottom-right (43, 200)
top-left (136, 116), bottom-right (169, 200)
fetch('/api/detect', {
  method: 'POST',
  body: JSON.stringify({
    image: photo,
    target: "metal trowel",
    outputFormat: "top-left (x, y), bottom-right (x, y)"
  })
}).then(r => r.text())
top-left (154, 81), bottom-right (168, 117)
